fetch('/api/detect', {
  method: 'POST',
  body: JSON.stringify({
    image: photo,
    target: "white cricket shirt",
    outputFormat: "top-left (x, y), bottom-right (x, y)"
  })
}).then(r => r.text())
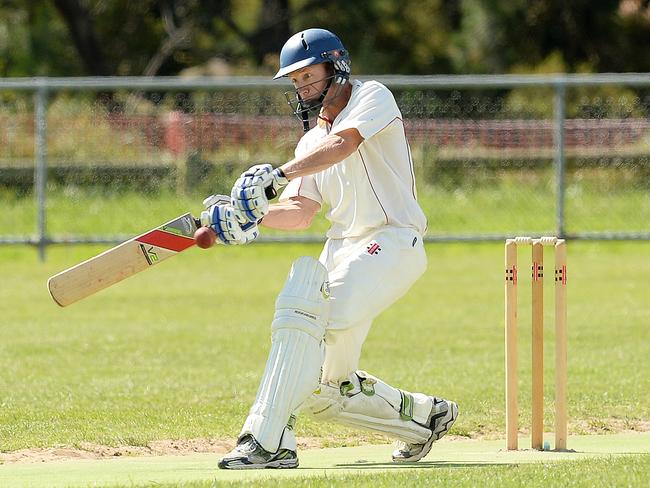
top-left (280, 79), bottom-right (427, 239)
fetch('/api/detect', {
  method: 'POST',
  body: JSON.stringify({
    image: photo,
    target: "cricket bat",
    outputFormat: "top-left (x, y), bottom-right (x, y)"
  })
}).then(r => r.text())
top-left (47, 213), bottom-right (200, 307)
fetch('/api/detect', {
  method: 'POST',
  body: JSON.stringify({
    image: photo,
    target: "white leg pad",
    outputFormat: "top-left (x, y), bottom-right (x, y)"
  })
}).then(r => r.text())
top-left (300, 371), bottom-right (434, 445)
top-left (240, 257), bottom-right (330, 453)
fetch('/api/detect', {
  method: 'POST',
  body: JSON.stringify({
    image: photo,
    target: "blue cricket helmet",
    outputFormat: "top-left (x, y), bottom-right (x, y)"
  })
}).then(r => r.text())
top-left (274, 28), bottom-right (351, 82)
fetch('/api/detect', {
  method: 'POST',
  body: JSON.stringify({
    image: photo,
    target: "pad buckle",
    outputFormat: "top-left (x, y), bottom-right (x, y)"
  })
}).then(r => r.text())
top-left (339, 381), bottom-right (354, 397)
top-left (359, 378), bottom-right (376, 396)
top-left (354, 371), bottom-right (377, 396)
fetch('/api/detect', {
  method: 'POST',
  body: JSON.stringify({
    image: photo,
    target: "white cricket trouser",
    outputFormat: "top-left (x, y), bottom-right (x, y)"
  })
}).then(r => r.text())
top-left (318, 226), bottom-right (427, 384)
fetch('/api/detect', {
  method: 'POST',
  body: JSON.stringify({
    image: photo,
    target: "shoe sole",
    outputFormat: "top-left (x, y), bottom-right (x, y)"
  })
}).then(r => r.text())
top-left (218, 458), bottom-right (298, 470)
top-left (392, 401), bottom-right (459, 463)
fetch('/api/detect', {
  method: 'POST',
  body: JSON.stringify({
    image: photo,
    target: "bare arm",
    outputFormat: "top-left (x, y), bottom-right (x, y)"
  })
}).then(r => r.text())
top-left (260, 196), bottom-right (321, 230)
top-left (261, 129), bottom-right (360, 230)
top-left (230, 128), bottom-right (360, 224)
top-left (279, 128), bottom-right (364, 180)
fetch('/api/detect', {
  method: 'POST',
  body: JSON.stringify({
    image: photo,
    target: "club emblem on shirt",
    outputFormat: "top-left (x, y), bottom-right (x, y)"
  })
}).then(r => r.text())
top-left (366, 242), bottom-right (381, 255)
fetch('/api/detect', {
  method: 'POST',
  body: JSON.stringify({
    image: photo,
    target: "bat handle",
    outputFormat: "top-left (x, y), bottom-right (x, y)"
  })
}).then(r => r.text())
top-left (265, 185), bottom-right (277, 200)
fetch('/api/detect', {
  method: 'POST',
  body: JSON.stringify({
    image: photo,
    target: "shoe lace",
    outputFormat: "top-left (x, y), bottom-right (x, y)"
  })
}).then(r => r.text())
top-left (237, 435), bottom-right (259, 453)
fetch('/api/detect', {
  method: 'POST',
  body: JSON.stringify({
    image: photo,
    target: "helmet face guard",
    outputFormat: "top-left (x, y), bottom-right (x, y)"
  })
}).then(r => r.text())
top-left (283, 74), bottom-right (333, 125)
top-left (282, 62), bottom-right (349, 131)
top-left (275, 29), bottom-right (351, 131)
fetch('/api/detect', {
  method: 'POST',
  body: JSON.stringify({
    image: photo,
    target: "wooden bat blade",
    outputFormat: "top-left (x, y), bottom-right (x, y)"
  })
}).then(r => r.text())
top-left (48, 213), bottom-right (198, 307)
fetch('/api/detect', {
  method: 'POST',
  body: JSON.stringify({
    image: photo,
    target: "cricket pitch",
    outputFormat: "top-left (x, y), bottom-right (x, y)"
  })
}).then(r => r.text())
top-left (2, 433), bottom-right (649, 487)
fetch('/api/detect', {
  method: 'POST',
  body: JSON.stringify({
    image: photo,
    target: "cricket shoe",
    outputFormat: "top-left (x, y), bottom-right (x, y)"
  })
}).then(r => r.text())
top-left (217, 434), bottom-right (298, 470)
top-left (392, 397), bottom-right (458, 463)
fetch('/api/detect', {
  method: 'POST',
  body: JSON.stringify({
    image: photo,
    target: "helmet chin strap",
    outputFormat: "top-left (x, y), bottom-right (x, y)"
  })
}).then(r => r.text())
top-left (298, 77), bottom-right (333, 133)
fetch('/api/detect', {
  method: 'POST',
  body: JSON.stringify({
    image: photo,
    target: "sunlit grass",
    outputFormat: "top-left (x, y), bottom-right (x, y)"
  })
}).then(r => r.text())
top-left (0, 241), bottom-right (648, 452)
top-left (2, 167), bottom-right (648, 239)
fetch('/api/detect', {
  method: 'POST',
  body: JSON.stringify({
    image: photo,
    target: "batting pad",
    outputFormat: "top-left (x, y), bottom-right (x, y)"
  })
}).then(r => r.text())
top-left (302, 371), bottom-right (433, 445)
top-left (240, 257), bottom-right (330, 453)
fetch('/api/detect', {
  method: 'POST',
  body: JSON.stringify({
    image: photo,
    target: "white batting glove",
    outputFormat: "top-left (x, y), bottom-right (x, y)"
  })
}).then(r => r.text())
top-left (200, 194), bottom-right (259, 245)
top-left (230, 164), bottom-right (288, 222)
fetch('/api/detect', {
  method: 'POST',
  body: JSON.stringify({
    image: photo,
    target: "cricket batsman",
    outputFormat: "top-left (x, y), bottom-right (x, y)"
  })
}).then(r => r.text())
top-left (202, 28), bottom-right (458, 469)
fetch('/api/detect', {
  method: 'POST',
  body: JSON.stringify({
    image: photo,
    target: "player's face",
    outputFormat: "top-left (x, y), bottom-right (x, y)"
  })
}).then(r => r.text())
top-left (289, 64), bottom-right (331, 102)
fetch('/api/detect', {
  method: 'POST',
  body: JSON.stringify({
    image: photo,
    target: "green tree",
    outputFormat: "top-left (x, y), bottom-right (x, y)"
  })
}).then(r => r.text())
top-left (452, 0), bottom-right (650, 73)
top-left (0, 0), bottom-right (648, 77)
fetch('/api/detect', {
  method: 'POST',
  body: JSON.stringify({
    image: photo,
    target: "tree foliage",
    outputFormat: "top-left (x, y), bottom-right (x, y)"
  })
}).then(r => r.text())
top-left (0, 0), bottom-right (648, 77)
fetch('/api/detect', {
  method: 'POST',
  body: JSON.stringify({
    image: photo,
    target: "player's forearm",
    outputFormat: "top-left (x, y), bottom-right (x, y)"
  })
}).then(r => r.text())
top-left (279, 131), bottom-right (360, 179)
top-left (261, 201), bottom-right (318, 230)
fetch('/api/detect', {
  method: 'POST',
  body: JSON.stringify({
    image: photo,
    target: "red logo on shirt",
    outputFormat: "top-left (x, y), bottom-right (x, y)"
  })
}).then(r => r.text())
top-left (367, 242), bottom-right (381, 255)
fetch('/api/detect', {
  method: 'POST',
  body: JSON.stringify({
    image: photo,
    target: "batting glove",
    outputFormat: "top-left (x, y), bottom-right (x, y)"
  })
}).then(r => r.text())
top-left (230, 164), bottom-right (288, 222)
top-left (200, 194), bottom-right (259, 245)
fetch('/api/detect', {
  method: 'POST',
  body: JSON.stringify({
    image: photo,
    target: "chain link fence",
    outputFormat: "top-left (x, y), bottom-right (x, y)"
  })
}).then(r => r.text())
top-left (0, 75), bottom-right (649, 259)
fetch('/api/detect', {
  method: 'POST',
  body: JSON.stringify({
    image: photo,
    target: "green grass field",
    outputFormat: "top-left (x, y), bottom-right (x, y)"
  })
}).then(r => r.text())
top-left (2, 166), bottom-right (649, 239)
top-left (1, 179), bottom-right (650, 486)
top-left (1, 235), bottom-right (649, 486)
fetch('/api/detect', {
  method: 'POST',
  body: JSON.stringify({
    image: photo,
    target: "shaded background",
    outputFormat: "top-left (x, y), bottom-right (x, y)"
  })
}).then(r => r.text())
top-left (1, 0), bottom-right (650, 77)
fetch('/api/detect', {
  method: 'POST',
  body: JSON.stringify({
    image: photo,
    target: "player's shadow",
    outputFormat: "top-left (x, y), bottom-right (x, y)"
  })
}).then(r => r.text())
top-left (331, 461), bottom-right (515, 469)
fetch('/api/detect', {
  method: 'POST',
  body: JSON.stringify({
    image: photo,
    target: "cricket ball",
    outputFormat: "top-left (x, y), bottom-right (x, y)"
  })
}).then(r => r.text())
top-left (194, 226), bottom-right (217, 249)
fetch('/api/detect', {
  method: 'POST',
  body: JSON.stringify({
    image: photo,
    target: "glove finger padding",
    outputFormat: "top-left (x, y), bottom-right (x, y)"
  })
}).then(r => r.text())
top-left (231, 183), bottom-right (269, 222)
top-left (201, 204), bottom-right (259, 245)
top-left (246, 164), bottom-right (273, 178)
top-left (202, 193), bottom-right (230, 209)
top-left (239, 220), bottom-right (260, 244)
top-left (231, 164), bottom-right (289, 222)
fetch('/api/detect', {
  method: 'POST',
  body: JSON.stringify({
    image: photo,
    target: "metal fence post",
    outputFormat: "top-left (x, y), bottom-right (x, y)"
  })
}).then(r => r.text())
top-left (553, 80), bottom-right (567, 238)
top-left (34, 82), bottom-right (48, 261)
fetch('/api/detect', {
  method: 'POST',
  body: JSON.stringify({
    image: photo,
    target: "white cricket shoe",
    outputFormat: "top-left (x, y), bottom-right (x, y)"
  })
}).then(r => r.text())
top-left (218, 434), bottom-right (298, 470)
top-left (392, 397), bottom-right (459, 462)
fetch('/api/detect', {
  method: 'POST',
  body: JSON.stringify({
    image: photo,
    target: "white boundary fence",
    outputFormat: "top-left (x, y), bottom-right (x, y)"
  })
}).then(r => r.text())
top-left (0, 73), bottom-right (649, 259)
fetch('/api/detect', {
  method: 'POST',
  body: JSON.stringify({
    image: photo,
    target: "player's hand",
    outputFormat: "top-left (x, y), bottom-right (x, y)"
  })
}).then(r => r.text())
top-left (231, 164), bottom-right (288, 222)
top-left (200, 194), bottom-right (259, 245)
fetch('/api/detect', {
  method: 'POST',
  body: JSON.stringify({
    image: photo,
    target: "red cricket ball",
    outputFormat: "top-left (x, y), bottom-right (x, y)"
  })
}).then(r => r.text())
top-left (194, 226), bottom-right (217, 249)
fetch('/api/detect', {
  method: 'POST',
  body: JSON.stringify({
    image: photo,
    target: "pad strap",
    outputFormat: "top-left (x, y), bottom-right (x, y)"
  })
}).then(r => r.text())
top-left (300, 371), bottom-right (434, 445)
top-left (399, 391), bottom-right (415, 421)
